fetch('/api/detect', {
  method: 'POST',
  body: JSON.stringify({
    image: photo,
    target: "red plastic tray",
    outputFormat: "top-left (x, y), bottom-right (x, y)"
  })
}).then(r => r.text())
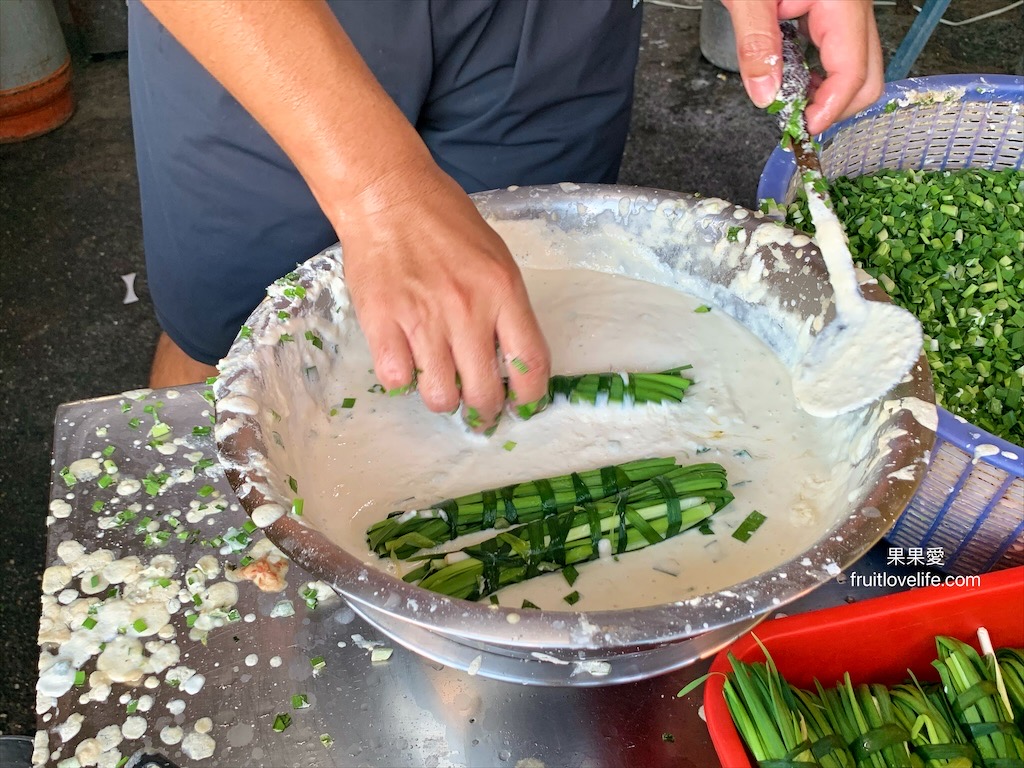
top-left (705, 567), bottom-right (1024, 768)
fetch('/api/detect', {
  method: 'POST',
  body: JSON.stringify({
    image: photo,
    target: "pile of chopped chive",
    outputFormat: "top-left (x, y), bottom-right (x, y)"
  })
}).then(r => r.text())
top-left (775, 168), bottom-right (1024, 445)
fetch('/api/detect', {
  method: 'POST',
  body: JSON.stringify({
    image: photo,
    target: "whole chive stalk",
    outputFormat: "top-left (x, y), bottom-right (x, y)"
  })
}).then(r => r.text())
top-left (366, 457), bottom-right (680, 559)
top-left (405, 463), bottom-right (733, 600)
top-left (933, 636), bottom-right (1024, 764)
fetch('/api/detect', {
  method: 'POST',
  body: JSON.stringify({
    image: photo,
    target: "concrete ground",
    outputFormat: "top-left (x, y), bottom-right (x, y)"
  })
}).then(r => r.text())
top-left (1, 1), bottom-right (1020, 737)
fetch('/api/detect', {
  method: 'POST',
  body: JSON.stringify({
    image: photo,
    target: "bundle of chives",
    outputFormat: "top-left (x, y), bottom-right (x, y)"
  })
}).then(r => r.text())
top-left (366, 457), bottom-right (679, 559)
top-left (545, 366), bottom-right (694, 406)
top-left (933, 637), bottom-right (1024, 764)
top-left (721, 647), bottom-right (819, 766)
top-left (996, 649), bottom-right (1024, 728)
top-left (816, 676), bottom-right (914, 768)
top-left (404, 463), bottom-right (732, 600)
top-left (790, 687), bottom-right (856, 768)
top-left (890, 676), bottom-right (979, 768)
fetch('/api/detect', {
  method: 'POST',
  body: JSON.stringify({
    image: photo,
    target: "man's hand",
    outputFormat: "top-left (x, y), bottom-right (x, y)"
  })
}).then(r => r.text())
top-left (141, 0), bottom-right (550, 431)
top-left (337, 161), bottom-right (551, 432)
top-left (722, 0), bottom-right (883, 135)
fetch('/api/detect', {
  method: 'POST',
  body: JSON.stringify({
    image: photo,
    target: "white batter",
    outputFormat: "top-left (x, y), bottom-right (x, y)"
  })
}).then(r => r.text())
top-left (790, 192), bottom-right (923, 417)
top-left (295, 267), bottom-right (851, 610)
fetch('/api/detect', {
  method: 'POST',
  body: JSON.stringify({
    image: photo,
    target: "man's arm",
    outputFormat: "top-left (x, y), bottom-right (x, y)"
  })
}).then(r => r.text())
top-left (141, 0), bottom-right (551, 430)
top-left (723, 0), bottom-right (884, 135)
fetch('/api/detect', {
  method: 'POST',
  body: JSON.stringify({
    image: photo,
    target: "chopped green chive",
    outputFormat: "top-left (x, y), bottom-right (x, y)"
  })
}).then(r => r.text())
top-left (91, 500), bottom-right (105, 513)
top-left (563, 591), bottom-right (581, 605)
top-left (74, 670), bottom-right (86, 687)
top-left (126, 699), bottom-right (138, 714)
top-left (694, 305), bottom-right (712, 313)
top-left (82, 617), bottom-right (97, 630)
top-left (186, 614), bottom-right (198, 628)
top-left (732, 510), bottom-right (767, 542)
top-left (240, 326), bottom-right (252, 339)
top-left (272, 713), bottom-right (292, 732)
top-left (278, 333), bottom-right (294, 344)
top-left (121, 402), bottom-right (132, 413)
top-left (97, 474), bottom-right (113, 489)
top-left (510, 357), bottom-right (529, 374)
top-left (240, 555), bottom-right (254, 567)
top-left (341, 397), bottom-right (356, 409)
top-left (503, 440), bottom-right (517, 452)
top-left (310, 656), bottom-right (326, 671)
top-left (320, 734), bottom-right (334, 748)
top-left (302, 586), bottom-right (319, 611)
top-left (521, 600), bottom-right (540, 610)
top-left (197, 485), bottom-right (215, 498)
top-left (288, 476), bottom-right (298, 493)
top-left (133, 618), bottom-right (148, 633)
top-left (726, 226), bottom-right (742, 242)
top-left (781, 167), bottom-right (1024, 444)
top-left (157, 577), bottom-right (171, 588)
top-left (102, 445), bottom-right (116, 457)
top-left (304, 330), bottom-right (324, 349)
top-left (59, 467), bottom-right (76, 487)
top-left (90, 575), bottom-right (100, 588)
top-left (292, 693), bottom-right (309, 710)
top-left (563, 564), bottom-right (579, 588)
top-left (192, 425), bottom-right (211, 436)
top-left (515, 396), bottom-right (548, 421)
top-left (277, 310), bottom-right (290, 321)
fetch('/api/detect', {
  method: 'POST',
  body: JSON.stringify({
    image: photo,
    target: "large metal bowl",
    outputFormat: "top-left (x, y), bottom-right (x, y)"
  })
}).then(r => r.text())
top-left (214, 184), bottom-right (935, 686)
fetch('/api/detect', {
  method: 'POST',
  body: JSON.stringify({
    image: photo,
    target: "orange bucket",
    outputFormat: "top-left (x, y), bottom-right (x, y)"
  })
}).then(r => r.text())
top-left (0, 0), bottom-right (75, 142)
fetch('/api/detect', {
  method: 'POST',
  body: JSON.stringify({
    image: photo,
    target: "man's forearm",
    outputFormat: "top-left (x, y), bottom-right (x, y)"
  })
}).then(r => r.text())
top-left (140, 0), bottom-right (433, 213)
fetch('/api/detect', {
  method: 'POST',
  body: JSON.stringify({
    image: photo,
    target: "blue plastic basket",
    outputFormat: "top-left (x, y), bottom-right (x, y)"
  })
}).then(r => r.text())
top-left (758, 74), bottom-right (1024, 577)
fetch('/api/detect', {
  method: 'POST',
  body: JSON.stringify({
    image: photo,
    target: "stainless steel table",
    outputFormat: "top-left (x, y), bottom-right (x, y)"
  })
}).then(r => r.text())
top-left (38, 385), bottom-right (912, 768)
